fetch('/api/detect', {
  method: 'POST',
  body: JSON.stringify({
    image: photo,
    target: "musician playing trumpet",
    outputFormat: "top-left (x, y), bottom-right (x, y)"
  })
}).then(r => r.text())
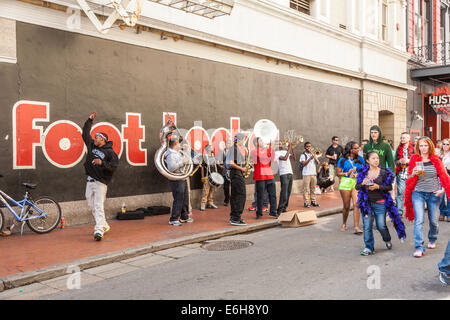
top-left (275, 141), bottom-right (296, 214)
top-left (300, 142), bottom-right (320, 208)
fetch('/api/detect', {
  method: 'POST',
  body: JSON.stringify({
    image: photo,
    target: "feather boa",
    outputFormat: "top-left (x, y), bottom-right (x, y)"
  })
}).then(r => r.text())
top-left (357, 165), bottom-right (406, 239)
top-left (404, 154), bottom-right (450, 221)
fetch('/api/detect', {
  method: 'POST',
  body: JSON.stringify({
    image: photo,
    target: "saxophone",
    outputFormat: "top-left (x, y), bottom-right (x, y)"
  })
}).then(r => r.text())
top-left (242, 142), bottom-right (253, 179)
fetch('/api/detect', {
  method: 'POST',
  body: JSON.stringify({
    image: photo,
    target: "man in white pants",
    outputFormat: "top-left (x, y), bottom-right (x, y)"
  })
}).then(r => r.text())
top-left (82, 111), bottom-right (119, 241)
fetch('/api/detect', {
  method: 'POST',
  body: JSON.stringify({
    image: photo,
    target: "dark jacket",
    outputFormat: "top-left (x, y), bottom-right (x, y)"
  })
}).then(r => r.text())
top-left (317, 168), bottom-right (330, 185)
top-left (82, 118), bottom-right (119, 185)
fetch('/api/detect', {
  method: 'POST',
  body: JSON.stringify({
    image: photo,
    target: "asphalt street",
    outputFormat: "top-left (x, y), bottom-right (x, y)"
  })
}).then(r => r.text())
top-left (26, 213), bottom-right (450, 300)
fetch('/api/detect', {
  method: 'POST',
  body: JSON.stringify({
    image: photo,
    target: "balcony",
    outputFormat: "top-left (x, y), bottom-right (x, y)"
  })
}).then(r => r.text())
top-left (411, 42), bottom-right (450, 66)
top-left (410, 42), bottom-right (450, 82)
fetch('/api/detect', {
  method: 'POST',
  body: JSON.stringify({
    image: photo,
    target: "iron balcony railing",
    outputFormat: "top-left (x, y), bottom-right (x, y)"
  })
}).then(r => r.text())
top-left (411, 42), bottom-right (450, 66)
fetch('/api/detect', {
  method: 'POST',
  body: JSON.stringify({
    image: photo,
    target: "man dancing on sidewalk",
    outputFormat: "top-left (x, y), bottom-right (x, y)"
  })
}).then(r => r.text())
top-left (82, 111), bottom-right (119, 241)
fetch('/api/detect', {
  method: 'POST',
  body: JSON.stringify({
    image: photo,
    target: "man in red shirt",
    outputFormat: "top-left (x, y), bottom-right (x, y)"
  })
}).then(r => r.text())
top-left (251, 137), bottom-right (278, 219)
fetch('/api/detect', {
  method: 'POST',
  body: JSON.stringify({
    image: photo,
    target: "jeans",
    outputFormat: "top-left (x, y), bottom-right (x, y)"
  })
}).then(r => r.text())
top-left (396, 176), bottom-right (406, 216)
top-left (255, 178), bottom-right (277, 216)
top-left (278, 174), bottom-right (293, 213)
top-left (168, 180), bottom-right (189, 222)
top-left (85, 181), bottom-right (109, 234)
top-left (439, 194), bottom-right (450, 218)
top-left (252, 184), bottom-right (269, 207)
top-left (438, 239), bottom-right (450, 275)
top-left (412, 191), bottom-right (441, 252)
top-left (230, 171), bottom-right (246, 221)
top-left (362, 202), bottom-right (391, 252)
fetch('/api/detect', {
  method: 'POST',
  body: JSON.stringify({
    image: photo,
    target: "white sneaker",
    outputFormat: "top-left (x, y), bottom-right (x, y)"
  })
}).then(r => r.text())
top-left (428, 242), bottom-right (436, 249)
top-left (169, 220), bottom-right (182, 226)
top-left (413, 250), bottom-right (424, 258)
top-left (180, 218), bottom-right (194, 223)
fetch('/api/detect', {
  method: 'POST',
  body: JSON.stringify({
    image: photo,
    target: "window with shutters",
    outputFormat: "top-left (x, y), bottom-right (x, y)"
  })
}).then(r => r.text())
top-left (290, 0), bottom-right (311, 15)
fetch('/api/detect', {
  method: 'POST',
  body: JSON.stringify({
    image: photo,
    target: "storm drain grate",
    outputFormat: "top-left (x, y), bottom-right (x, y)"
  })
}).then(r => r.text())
top-left (202, 240), bottom-right (253, 251)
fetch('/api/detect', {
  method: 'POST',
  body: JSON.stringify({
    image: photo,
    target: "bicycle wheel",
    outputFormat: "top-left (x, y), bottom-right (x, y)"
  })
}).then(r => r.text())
top-left (26, 196), bottom-right (62, 234)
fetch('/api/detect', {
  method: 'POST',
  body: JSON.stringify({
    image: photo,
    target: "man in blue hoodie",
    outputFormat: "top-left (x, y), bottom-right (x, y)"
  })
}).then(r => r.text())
top-left (82, 111), bottom-right (119, 241)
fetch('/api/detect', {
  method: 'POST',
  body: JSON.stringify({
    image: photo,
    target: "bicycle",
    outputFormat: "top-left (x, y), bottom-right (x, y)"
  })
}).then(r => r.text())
top-left (0, 175), bottom-right (62, 235)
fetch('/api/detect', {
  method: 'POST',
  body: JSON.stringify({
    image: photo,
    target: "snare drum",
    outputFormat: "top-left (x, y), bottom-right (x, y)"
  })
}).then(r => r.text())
top-left (208, 172), bottom-right (224, 187)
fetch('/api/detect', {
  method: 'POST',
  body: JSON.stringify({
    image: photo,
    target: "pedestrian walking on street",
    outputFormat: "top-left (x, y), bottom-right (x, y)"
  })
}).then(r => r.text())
top-left (336, 141), bottom-right (364, 234)
top-left (404, 137), bottom-right (450, 258)
top-left (439, 139), bottom-right (450, 222)
top-left (395, 132), bottom-right (413, 217)
top-left (438, 239), bottom-right (450, 286)
top-left (226, 133), bottom-right (249, 226)
top-left (300, 142), bottom-right (320, 208)
top-left (413, 136), bottom-right (420, 151)
top-left (359, 140), bottom-right (369, 158)
top-left (356, 151), bottom-right (406, 256)
top-left (325, 136), bottom-right (343, 191)
top-left (199, 144), bottom-right (219, 211)
top-left (363, 125), bottom-right (395, 171)
top-left (165, 137), bottom-right (193, 226)
top-left (436, 140), bottom-right (443, 157)
top-left (82, 111), bottom-right (119, 241)
top-left (275, 141), bottom-right (296, 214)
top-left (251, 137), bottom-right (278, 219)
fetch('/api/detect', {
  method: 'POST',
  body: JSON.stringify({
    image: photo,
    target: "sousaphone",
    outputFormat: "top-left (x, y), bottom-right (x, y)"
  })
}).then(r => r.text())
top-left (154, 120), bottom-right (195, 180)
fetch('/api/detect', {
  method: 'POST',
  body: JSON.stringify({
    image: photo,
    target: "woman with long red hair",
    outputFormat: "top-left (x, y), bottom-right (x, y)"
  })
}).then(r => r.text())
top-left (404, 137), bottom-right (450, 258)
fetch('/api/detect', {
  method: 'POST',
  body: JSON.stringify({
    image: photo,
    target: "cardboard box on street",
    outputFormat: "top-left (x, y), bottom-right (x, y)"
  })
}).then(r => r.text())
top-left (278, 210), bottom-right (317, 227)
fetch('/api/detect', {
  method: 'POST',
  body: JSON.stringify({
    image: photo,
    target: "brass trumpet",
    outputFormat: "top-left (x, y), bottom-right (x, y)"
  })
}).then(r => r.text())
top-left (279, 136), bottom-right (304, 148)
top-left (311, 147), bottom-right (323, 158)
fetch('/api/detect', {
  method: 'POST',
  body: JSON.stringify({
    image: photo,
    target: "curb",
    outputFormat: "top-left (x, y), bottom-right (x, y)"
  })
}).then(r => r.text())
top-left (0, 206), bottom-right (343, 292)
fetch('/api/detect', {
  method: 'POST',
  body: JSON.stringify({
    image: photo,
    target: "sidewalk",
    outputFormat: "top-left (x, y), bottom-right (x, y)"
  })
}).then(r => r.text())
top-left (0, 190), bottom-right (343, 291)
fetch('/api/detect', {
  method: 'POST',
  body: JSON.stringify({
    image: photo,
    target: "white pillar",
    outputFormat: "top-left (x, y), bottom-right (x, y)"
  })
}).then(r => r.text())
top-left (347, 0), bottom-right (356, 33)
top-left (387, 0), bottom-right (397, 45)
top-left (360, 0), bottom-right (366, 36)
top-left (310, 0), bottom-right (330, 23)
top-left (399, 0), bottom-right (407, 50)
